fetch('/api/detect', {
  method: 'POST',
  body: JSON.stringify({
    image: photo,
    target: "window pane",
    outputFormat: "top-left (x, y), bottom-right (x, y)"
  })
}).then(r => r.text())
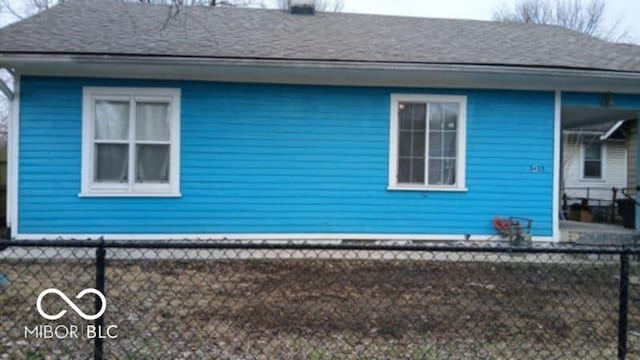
top-left (136, 144), bottom-right (170, 183)
top-left (442, 159), bottom-right (456, 185)
top-left (399, 103), bottom-right (412, 130)
top-left (398, 158), bottom-right (425, 184)
top-left (429, 132), bottom-right (456, 158)
top-left (399, 102), bottom-right (426, 130)
top-left (136, 102), bottom-right (170, 141)
top-left (95, 144), bottom-right (128, 182)
top-left (412, 105), bottom-right (426, 131)
top-left (429, 103), bottom-right (443, 130)
top-left (429, 132), bottom-right (442, 157)
top-left (412, 131), bottom-right (425, 156)
top-left (398, 159), bottom-right (411, 183)
top-left (428, 159), bottom-right (442, 185)
top-left (584, 143), bottom-right (601, 160)
top-left (95, 101), bottom-right (129, 141)
top-left (443, 132), bottom-right (457, 157)
top-left (443, 103), bottom-right (459, 130)
top-left (399, 131), bottom-right (412, 157)
top-left (411, 159), bottom-right (425, 183)
top-left (428, 159), bottom-right (456, 185)
top-left (584, 160), bottom-right (602, 178)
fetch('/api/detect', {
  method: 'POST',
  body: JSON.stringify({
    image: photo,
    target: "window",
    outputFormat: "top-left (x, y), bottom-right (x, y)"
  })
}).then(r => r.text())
top-left (389, 94), bottom-right (467, 191)
top-left (81, 87), bottom-right (180, 196)
top-left (582, 141), bottom-right (603, 180)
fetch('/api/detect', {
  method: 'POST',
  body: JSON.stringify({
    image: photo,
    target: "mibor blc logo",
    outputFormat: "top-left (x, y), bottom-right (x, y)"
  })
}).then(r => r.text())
top-left (25, 288), bottom-right (118, 339)
top-left (36, 288), bottom-right (107, 321)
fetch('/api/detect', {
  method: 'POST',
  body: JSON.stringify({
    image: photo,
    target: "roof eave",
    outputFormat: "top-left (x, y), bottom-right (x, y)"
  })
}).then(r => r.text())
top-left (600, 119), bottom-right (628, 140)
top-left (2, 53), bottom-right (640, 93)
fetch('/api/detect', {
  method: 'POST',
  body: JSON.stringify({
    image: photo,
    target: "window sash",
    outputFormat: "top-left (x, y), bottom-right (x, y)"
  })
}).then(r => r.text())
top-left (395, 99), bottom-right (462, 188)
top-left (583, 143), bottom-right (603, 179)
top-left (582, 142), bottom-right (604, 179)
top-left (82, 88), bottom-right (180, 196)
top-left (583, 160), bottom-right (602, 178)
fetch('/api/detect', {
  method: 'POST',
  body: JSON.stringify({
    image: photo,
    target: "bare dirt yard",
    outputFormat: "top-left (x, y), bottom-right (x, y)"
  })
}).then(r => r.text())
top-left (1, 252), bottom-right (638, 359)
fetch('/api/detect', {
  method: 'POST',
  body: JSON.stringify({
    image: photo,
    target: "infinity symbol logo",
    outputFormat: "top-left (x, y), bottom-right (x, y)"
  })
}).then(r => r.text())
top-left (36, 288), bottom-right (107, 321)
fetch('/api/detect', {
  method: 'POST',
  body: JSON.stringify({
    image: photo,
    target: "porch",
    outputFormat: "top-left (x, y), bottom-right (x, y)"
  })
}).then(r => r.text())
top-left (560, 220), bottom-right (639, 246)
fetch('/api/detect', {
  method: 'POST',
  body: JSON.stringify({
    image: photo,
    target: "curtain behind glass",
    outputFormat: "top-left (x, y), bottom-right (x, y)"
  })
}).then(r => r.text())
top-left (95, 101), bottom-right (129, 140)
top-left (428, 103), bottom-right (458, 185)
top-left (94, 101), bottom-right (129, 182)
top-left (135, 102), bottom-right (171, 183)
top-left (136, 103), bottom-right (170, 141)
top-left (95, 144), bottom-right (128, 182)
top-left (136, 145), bottom-right (170, 183)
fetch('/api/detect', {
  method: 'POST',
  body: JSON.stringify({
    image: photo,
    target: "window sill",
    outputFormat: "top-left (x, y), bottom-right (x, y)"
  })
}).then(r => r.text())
top-left (78, 192), bottom-right (182, 198)
top-left (578, 178), bottom-right (606, 183)
top-left (387, 186), bottom-right (468, 192)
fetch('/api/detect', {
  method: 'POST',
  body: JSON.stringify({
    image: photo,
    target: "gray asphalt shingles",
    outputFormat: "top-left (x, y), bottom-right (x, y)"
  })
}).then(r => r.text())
top-left (0, 0), bottom-right (639, 73)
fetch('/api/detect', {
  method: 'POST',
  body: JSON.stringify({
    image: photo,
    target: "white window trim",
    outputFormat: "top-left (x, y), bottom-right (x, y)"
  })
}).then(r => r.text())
top-left (579, 140), bottom-right (606, 182)
top-left (80, 87), bottom-right (181, 197)
top-left (388, 94), bottom-right (467, 192)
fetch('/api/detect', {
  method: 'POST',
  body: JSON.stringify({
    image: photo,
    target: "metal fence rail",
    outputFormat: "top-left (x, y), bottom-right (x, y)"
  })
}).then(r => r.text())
top-left (0, 239), bottom-right (639, 359)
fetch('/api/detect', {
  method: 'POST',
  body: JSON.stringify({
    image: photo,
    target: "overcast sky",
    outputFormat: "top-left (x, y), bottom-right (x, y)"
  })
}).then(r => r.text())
top-left (341, 0), bottom-right (640, 44)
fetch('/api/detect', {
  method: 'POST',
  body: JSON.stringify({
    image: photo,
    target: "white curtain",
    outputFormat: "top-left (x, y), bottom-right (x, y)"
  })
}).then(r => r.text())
top-left (95, 101), bottom-right (129, 182)
top-left (95, 144), bottom-right (128, 182)
top-left (137, 145), bottom-right (170, 183)
top-left (95, 101), bottom-right (129, 140)
top-left (135, 102), bottom-right (170, 183)
top-left (93, 101), bottom-right (172, 183)
top-left (136, 103), bottom-right (169, 141)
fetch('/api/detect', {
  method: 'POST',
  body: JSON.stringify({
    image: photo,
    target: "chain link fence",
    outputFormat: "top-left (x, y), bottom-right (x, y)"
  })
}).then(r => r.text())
top-left (0, 240), bottom-right (638, 359)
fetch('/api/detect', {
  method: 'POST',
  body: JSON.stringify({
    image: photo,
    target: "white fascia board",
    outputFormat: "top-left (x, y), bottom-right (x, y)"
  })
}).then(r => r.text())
top-left (2, 54), bottom-right (640, 93)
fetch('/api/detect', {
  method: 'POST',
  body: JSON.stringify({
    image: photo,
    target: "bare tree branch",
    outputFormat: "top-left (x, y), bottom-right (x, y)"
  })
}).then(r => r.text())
top-left (493, 0), bottom-right (630, 42)
top-left (0, 0), bottom-right (26, 20)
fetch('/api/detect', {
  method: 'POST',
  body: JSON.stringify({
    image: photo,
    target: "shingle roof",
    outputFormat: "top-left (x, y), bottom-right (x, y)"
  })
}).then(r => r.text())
top-left (1, 0), bottom-right (640, 74)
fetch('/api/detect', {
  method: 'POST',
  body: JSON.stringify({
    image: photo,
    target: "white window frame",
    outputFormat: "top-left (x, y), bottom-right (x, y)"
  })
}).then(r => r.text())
top-left (580, 140), bottom-right (606, 181)
top-left (388, 94), bottom-right (467, 192)
top-left (80, 87), bottom-right (181, 197)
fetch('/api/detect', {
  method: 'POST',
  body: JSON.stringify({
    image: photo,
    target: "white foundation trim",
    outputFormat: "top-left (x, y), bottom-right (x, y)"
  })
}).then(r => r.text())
top-left (13, 233), bottom-right (554, 242)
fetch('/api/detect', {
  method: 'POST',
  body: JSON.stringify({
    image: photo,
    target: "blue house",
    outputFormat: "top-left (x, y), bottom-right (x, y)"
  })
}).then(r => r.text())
top-left (0, 0), bottom-right (639, 242)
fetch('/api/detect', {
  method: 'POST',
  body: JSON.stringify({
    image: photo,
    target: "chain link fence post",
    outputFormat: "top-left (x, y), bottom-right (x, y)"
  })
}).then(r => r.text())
top-left (94, 239), bottom-right (106, 360)
top-left (618, 249), bottom-right (630, 360)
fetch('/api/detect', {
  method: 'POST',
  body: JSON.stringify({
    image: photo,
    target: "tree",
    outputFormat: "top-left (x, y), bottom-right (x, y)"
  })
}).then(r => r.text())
top-left (0, 0), bottom-right (343, 21)
top-left (0, 0), bottom-right (255, 21)
top-left (493, 0), bottom-right (628, 42)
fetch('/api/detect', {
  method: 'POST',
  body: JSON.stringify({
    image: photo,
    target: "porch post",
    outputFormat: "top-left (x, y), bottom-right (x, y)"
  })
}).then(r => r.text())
top-left (554, 91), bottom-right (562, 240)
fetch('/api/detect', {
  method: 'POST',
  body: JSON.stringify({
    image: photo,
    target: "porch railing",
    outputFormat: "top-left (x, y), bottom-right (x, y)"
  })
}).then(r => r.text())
top-left (562, 186), bottom-right (639, 225)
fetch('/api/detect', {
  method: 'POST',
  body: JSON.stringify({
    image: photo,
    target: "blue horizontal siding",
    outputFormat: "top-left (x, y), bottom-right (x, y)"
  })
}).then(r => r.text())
top-left (18, 76), bottom-right (555, 236)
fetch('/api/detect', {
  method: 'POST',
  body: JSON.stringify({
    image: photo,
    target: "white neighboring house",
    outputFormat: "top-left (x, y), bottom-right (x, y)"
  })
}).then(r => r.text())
top-left (562, 119), bottom-right (634, 205)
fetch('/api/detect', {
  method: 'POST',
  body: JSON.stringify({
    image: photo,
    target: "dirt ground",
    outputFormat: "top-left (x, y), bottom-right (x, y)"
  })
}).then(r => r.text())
top-left (0, 253), bottom-right (638, 359)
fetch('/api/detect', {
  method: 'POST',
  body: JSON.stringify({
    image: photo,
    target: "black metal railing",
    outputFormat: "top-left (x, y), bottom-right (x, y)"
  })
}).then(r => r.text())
top-left (1, 239), bottom-right (639, 359)
top-left (563, 186), bottom-right (639, 226)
